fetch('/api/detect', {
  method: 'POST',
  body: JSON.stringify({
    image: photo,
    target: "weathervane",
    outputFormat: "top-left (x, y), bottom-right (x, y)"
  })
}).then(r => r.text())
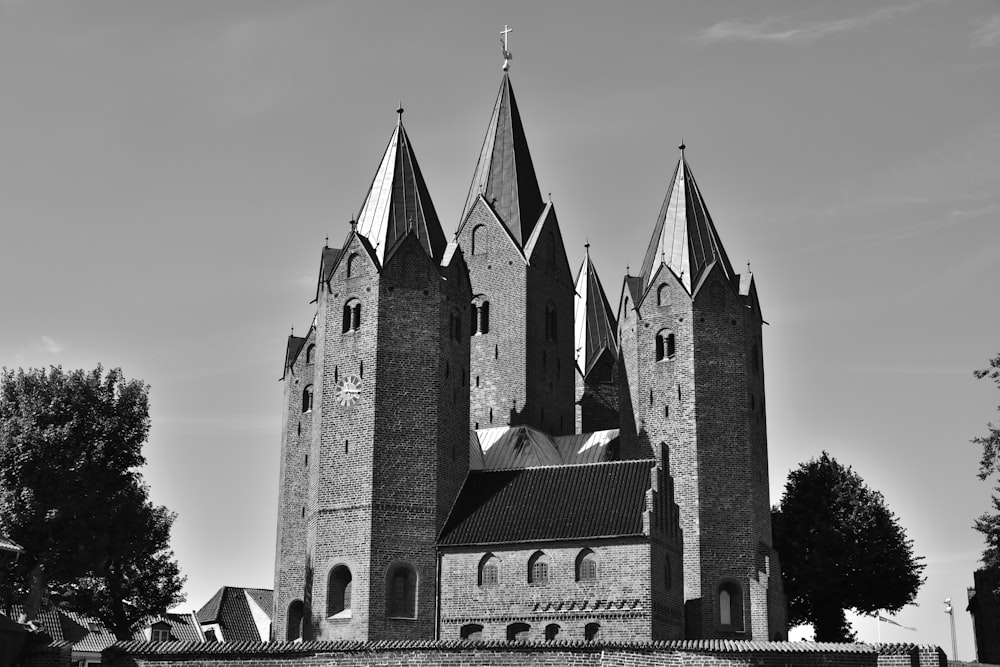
top-left (501, 24), bottom-right (512, 71)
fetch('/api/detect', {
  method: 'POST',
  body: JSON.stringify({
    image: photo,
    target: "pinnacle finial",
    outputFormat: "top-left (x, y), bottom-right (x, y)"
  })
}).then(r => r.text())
top-left (585, 239), bottom-right (591, 254)
top-left (325, 235), bottom-right (329, 248)
top-left (290, 326), bottom-right (294, 336)
top-left (396, 103), bottom-right (404, 120)
top-left (501, 24), bottom-right (513, 71)
top-left (747, 260), bottom-right (752, 273)
top-left (350, 218), bottom-right (357, 229)
top-left (678, 139), bottom-right (686, 153)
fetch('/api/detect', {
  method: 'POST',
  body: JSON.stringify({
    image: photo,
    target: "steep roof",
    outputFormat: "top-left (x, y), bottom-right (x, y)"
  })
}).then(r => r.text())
top-left (470, 426), bottom-right (619, 469)
top-left (282, 335), bottom-right (306, 376)
top-left (639, 150), bottom-right (735, 296)
top-left (197, 586), bottom-right (272, 642)
top-left (0, 533), bottom-right (22, 553)
top-left (355, 113), bottom-right (447, 266)
top-left (145, 613), bottom-right (204, 642)
top-left (439, 459), bottom-right (653, 546)
top-left (574, 249), bottom-right (618, 379)
top-left (461, 73), bottom-right (544, 247)
top-left (9, 605), bottom-right (145, 651)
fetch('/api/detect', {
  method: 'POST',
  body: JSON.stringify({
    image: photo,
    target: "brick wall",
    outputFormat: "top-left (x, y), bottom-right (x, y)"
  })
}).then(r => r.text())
top-left (690, 267), bottom-right (779, 640)
top-left (100, 640), bottom-right (947, 667)
top-left (274, 231), bottom-right (471, 643)
top-left (307, 232), bottom-right (381, 641)
top-left (439, 540), bottom-right (655, 642)
top-left (273, 326), bottom-right (315, 640)
top-left (459, 200), bottom-right (575, 436)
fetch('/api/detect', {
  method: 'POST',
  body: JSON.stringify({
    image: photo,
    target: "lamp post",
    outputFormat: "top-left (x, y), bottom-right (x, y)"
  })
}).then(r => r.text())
top-left (944, 598), bottom-right (958, 660)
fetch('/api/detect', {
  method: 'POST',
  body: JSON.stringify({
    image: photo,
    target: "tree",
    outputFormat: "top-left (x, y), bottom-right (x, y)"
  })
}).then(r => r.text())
top-left (0, 365), bottom-right (183, 627)
top-left (50, 480), bottom-right (185, 639)
top-left (772, 452), bottom-right (925, 641)
top-left (972, 353), bottom-right (1000, 580)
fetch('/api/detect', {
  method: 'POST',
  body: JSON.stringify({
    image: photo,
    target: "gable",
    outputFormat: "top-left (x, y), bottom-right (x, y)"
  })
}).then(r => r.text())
top-left (457, 195), bottom-right (525, 260)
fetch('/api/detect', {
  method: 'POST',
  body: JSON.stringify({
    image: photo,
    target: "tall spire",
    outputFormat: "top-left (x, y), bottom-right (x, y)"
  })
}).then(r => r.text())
top-left (355, 111), bottom-right (447, 265)
top-left (574, 248), bottom-right (618, 378)
top-left (461, 73), bottom-right (544, 247)
top-left (639, 147), bottom-right (735, 295)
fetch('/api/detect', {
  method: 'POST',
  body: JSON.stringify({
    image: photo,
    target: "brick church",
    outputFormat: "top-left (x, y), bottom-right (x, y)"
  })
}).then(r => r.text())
top-left (272, 53), bottom-right (786, 643)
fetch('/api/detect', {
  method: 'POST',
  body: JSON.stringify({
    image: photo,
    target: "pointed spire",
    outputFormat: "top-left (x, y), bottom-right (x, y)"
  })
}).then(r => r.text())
top-left (355, 112), bottom-right (447, 265)
top-left (638, 147), bottom-right (735, 295)
top-left (461, 73), bottom-right (544, 247)
top-left (574, 250), bottom-right (618, 379)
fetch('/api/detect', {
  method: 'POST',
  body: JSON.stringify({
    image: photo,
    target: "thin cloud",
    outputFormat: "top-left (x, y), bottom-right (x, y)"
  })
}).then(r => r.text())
top-left (972, 14), bottom-right (1000, 47)
top-left (35, 336), bottom-right (64, 354)
top-left (697, 2), bottom-right (926, 45)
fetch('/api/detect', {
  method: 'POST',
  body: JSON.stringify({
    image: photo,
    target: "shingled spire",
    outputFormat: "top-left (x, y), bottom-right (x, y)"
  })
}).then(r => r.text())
top-left (639, 148), bottom-right (735, 296)
top-left (355, 110), bottom-right (447, 265)
top-left (574, 247), bottom-right (618, 379)
top-left (461, 73), bottom-right (544, 247)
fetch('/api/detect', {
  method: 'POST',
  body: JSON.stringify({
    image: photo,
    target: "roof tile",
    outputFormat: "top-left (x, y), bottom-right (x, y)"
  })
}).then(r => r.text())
top-left (439, 459), bottom-right (652, 546)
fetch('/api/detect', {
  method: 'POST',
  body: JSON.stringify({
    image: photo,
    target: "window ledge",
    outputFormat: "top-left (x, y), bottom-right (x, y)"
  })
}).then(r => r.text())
top-left (386, 615), bottom-right (417, 621)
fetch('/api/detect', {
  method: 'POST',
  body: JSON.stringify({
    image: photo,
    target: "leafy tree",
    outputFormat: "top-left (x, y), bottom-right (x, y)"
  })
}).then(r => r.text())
top-left (772, 452), bottom-right (925, 641)
top-left (0, 365), bottom-right (183, 628)
top-left (972, 353), bottom-right (1000, 580)
top-left (50, 480), bottom-right (185, 639)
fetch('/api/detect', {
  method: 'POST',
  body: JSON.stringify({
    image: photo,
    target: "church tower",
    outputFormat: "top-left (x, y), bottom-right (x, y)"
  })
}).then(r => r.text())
top-left (618, 146), bottom-right (785, 639)
top-left (273, 111), bottom-right (471, 642)
top-left (455, 73), bottom-right (576, 435)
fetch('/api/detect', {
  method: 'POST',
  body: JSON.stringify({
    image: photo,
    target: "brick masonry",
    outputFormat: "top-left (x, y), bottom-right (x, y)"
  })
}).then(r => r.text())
top-left (100, 641), bottom-right (948, 667)
top-left (458, 199), bottom-right (576, 436)
top-left (273, 231), bottom-right (471, 642)
top-left (617, 262), bottom-right (784, 640)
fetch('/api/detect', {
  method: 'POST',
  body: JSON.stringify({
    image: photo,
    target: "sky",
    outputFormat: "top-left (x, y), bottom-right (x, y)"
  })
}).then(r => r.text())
top-left (1, 0), bottom-right (999, 658)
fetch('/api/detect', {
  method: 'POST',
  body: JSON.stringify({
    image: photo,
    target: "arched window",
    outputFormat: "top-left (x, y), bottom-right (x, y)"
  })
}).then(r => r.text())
top-left (657, 283), bottom-right (668, 306)
top-left (301, 385), bottom-right (313, 413)
top-left (346, 253), bottom-right (359, 278)
top-left (544, 302), bottom-right (558, 342)
top-left (544, 623), bottom-right (560, 641)
top-left (327, 565), bottom-right (352, 617)
top-left (719, 580), bottom-right (744, 631)
top-left (472, 299), bottom-right (490, 335)
top-left (527, 551), bottom-right (549, 586)
top-left (386, 562), bottom-right (417, 619)
top-left (471, 224), bottom-right (487, 255)
top-left (450, 310), bottom-right (463, 342)
top-left (575, 548), bottom-right (597, 582)
top-left (655, 330), bottom-right (675, 361)
top-left (286, 600), bottom-right (304, 641)
top-left (506, 622), bottom-right (530, 641)
top-left (584, 622), bottom-right (601, 642)
top-left (546, 231), bottom-right (556, 265)
top-left (305, 344), bottom-right (315, 364)
top-left (478, 554), bottom-right (499, 588)
top-left (460, 623), bottom-right (483, 641)
top-left (343, 300), bottom-right (361, 333)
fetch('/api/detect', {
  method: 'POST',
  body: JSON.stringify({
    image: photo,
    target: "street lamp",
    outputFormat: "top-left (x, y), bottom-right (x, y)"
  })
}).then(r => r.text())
top-left (943, 598), bottom-right (958, 660)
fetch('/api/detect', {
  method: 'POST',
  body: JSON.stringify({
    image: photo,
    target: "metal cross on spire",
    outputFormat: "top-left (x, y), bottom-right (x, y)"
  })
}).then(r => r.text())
top-left (501, 24), bottom-right (513, 71)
